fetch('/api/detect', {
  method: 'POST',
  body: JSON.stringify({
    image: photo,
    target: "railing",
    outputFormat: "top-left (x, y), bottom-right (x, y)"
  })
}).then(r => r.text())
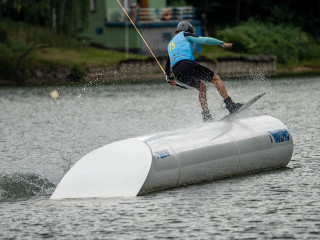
top-left (106, 7), bottom-right (196, 23)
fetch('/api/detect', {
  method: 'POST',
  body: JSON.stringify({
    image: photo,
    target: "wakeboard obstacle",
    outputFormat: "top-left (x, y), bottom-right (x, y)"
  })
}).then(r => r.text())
top-left (50, 115), bottom-right (293, 199)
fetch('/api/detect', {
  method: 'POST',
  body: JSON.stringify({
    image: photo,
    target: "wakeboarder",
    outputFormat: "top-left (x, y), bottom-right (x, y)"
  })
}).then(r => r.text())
top-left (165, 21), bottom-right (243, 122)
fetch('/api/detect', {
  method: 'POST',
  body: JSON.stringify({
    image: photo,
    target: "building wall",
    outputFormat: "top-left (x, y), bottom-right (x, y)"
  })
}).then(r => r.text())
top-left (149, 0), bottom-right (166, 8)
top-left (139, 26), bottom-right (176, 56)
top-left (86, 0), bottom-right (200, 55)
top-left (86, 0), bottom-right (140, 49)
top-left (86, 0), bottom-right (106, 45)
top-left (104, 26), bottom-right (141, 50)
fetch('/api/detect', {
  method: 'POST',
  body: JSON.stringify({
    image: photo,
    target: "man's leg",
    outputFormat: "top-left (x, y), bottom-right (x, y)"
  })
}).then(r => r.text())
top-left (198, 80), bottom-right (208, 111)
top-left (211, 73), bottom-right (243, 113)
top-left (211, 73), bottom-right (229, 99)
top-left (198, 80), bottom-right (213, 121)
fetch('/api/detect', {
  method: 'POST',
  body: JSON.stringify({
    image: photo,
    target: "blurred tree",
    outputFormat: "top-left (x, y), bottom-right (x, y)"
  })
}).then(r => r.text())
top-left (167, 0), bottom-right (187, 6)
top-left (53, 0), bottom-right (89, 35)
top-left (1, 0), bottom-right (90, 83)
top-left (247, 0), bottom-right (320, 38)
top-left (171, 0), bottom-right (320, 37)
top-left (0, 0), bottom-right (89, 35)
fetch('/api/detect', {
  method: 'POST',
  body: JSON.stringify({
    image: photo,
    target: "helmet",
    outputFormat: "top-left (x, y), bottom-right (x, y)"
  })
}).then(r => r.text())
top-left (177, 21), bottom-right (193, 33)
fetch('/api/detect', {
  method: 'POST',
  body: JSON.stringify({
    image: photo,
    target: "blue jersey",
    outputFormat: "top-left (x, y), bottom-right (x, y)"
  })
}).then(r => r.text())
top-left (165, 32), bottom-right (224, 73)
top-left (168, 31), bottom-right (195, 69)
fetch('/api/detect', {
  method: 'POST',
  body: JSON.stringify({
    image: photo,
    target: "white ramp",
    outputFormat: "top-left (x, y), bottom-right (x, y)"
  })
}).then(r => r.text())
top-left (50, 115), bottom-right (293, 199)
top-left (50, 139), bottom-right (152, 199)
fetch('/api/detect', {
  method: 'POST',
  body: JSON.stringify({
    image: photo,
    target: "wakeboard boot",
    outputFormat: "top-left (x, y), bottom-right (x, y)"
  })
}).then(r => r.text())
top-left (202, 110), bottom-right (214, 122)
top-left (224, 97), bottom-right (243, 114)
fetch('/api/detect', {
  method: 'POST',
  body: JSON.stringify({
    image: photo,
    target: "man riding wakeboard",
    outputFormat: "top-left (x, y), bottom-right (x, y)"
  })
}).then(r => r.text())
top-left (165, 21), bottom-right (243, 122)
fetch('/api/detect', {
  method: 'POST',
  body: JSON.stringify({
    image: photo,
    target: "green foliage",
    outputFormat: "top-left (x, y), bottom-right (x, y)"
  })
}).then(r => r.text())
top-left (0, 19), bottom-right (146, 77)
top-left (167, 0), bottom-right (188, 7)
top-left (217, 20), bottom-right (320, 64)
top-left (0, 18), bottom-right (90, 64)
top-left (0, 28), bottom-right (7, 42)
top-left (0, 20), bottom-right (27, 75)
top-left (184, 0), bottom-right (320, 38)
top-left (54, 0), bottom-right (89, 35)
top-left (1, 0), bottom-right (89, 35)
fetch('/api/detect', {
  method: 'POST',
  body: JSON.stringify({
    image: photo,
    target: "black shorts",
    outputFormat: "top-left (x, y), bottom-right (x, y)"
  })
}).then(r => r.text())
top-left (172, 60), bottom-right (214, 89)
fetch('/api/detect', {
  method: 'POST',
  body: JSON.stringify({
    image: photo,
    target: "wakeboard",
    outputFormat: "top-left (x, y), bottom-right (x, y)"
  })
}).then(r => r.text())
top-left (219, 93), bottom-right (266, 121)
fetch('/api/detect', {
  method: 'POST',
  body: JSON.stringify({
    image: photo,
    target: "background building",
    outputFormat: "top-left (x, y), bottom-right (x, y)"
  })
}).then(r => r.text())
top-left (86, 0), bottom-right (201, 56)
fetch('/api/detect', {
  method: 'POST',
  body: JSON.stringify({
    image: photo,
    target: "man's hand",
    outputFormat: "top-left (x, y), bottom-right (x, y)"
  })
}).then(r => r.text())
top-left (168, 79), bottom-right (176, 87)
top-left (166, 74), bottom-right (176, 87)
top-left (222, 42), bottom-right (233, 48)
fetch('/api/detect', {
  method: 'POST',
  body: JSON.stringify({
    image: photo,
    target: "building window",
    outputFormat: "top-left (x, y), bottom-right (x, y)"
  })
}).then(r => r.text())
top-left (90, 0), bottom-right (97, 12)
top-left (96, 28), bottom-right (103, 35)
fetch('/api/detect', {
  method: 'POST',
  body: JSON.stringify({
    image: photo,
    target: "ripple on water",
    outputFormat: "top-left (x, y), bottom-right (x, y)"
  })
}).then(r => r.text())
top-left (0, 77), bottom-right (320, 239)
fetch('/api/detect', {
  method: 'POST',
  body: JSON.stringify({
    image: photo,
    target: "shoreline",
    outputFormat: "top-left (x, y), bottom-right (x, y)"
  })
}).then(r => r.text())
top-left (1, 59), bottom-right (320, 85)
top-left (1, 71), bottom-right (320, 86)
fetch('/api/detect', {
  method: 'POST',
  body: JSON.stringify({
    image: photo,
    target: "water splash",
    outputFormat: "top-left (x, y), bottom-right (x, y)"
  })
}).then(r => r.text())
top-left (242, 69), bottom-right (271, 96)
top-left (0, 172), bottom-right (55, 201)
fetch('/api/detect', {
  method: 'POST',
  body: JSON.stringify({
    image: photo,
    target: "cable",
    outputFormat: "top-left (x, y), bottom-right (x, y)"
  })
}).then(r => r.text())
top-left (116, 0), bottom-right (165, 74)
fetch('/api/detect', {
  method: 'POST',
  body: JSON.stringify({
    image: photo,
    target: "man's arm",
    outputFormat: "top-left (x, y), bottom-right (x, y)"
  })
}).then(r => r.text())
top-left (165, 56), bottom-right (171, 76)
top-left (184, 32), bottom-right (232, 47)
top-left (165, 56), bottom-right (174, 80)
top-left (187, 36), bottom-right (224, 45)
top-left (164, 56), bottom-right (176, 86)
